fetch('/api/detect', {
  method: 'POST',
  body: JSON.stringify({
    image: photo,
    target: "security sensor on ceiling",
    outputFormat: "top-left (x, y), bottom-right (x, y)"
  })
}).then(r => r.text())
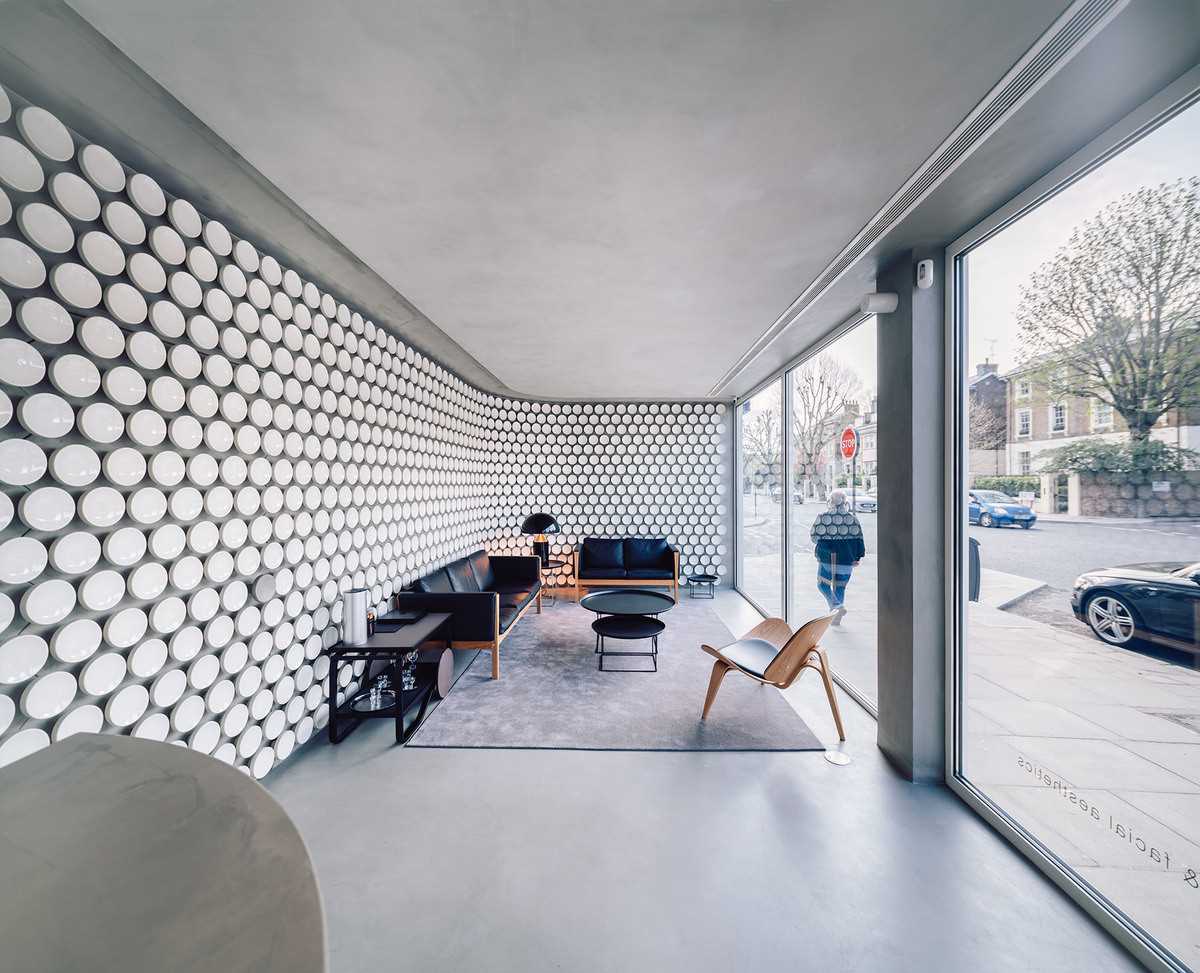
top-left (916, 259), bottom-right (935, 289)
top-left (859, 292), bottom-right (899, 315)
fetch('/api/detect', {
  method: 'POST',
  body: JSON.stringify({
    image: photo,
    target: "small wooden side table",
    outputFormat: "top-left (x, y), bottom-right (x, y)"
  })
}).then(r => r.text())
top-left (328, 612), bottom-right (452, 745)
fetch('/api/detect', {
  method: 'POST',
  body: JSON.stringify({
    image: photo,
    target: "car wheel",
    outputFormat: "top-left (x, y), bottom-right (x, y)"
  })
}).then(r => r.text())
top-left (979, 512), bottom-right (994, 528)
top-left (1085, 593), bottom-right (1139, 646)
top-left (1020, 520), bottom-right (1033, 529)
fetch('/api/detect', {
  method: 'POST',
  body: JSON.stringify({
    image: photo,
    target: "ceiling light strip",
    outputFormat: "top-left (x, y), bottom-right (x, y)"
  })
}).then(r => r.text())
top-left (708, 0), bottom-right (1127, 397)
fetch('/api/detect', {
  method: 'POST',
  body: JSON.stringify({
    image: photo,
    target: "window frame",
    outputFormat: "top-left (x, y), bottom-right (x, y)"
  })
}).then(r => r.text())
top-left (1015, 407), bottom-right (1032, 438)
top-left (1049, 401), bottom-right (1067, 434)
top-left (945, 68), bottom-right (1200, 973)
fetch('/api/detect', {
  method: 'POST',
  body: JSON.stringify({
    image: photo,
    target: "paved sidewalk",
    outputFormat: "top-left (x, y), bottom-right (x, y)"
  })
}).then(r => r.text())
top-left (964, 600), bottom-right (1200, 968)
top-left (1035, 512), bottom-right (1200, 527)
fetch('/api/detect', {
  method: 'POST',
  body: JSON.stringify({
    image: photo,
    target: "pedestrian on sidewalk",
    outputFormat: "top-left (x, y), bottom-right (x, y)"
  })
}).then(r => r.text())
top-left (811, 489), bottom-right (866, 626)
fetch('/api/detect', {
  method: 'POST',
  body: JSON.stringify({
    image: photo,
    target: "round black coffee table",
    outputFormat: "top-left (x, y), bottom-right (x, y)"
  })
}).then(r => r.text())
top-left (578, 589), bottom-right (676, 617)
top-left (591, 615), bottom-right (665, 671)
top-left (579, 589), bottom-right (674, 672)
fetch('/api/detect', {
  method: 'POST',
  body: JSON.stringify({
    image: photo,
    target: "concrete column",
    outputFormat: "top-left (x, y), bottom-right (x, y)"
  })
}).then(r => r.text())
top-left (875, 247), bottom-right (946, 782)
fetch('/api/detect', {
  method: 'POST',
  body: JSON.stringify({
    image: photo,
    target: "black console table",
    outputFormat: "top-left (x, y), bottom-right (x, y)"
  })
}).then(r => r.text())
top-left (328, 612), bottom-right (452, 745)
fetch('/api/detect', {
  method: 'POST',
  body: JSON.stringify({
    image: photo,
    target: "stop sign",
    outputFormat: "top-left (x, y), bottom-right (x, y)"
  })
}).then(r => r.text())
top-left (839, 426), bottom-right (859, 460)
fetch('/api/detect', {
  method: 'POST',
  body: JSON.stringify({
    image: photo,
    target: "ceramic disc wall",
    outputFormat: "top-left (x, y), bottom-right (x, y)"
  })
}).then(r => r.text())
top-left (0, 80), bottom-right (730, 778)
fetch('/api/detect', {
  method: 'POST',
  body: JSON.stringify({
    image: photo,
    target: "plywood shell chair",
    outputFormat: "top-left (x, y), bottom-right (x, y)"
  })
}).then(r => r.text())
top-left (700, 614), bottom-right (845, 740)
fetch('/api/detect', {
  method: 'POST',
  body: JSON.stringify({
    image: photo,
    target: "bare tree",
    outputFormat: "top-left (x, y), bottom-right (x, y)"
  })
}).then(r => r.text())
top-left (742, 405), bottom-right (782, 495)
top-left (791, 355), bottom-right (862, 500)
top-left (968, 396), bottom-right (1007, 449)
top-left (1016, 177), bottom-right (1200, 443)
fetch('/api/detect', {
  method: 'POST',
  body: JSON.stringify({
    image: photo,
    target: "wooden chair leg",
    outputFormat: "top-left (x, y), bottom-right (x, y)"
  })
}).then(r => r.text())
top-left (701, 660), bottom-right (732, 719)
top-left (491, 642), bottom-right (500, 680)
top-left (536, 589), bottom-right (542, 614)
top-left (813, 648), bottom-right (845, 741)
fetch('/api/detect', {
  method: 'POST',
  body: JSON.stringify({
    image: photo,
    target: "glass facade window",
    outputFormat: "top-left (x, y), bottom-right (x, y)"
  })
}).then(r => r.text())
top-left (788, 319), bottom-right (878, 708)
top-left (954, 99), bottom-right (1200, 972)
top-left (736, 379), bottom-right (783, 615)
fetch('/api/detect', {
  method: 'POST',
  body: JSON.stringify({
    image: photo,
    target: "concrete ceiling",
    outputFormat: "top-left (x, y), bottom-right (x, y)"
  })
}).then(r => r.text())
top-left (67, 0), bottom-right (1070, 399)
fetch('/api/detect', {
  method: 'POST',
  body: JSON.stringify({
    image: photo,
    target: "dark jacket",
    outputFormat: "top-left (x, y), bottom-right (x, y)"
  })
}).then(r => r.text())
top-left (814, 536), bottom-right (865, 564)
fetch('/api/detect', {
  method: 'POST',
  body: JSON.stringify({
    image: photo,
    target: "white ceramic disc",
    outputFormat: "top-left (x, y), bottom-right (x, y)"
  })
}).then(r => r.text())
top-left (102, 200), bottom-right (145, 245)
top-left (150, 596), bottom-right (187, 636)
top-left (168, 270), bottom-right (202, 308)
top-left (148, 451), bottom-right (185, 487)
top-left (169, 198), bottom-right (202, 238)
top-left (16, 202), bottom-right (74, 253)
top-left (203, 287), bottom-right (233, 322)
top-left (129, 562), bottom-right (169, 601)
top-left (0, 291), bottom-right (8, 328)
top-left (153, 667), bottom-right (188, 708)
top-left (78, 485), bottom-right (125, 528)
top-left (103, 526), bottom-right (147, 567)
top-left (203, 220), bottom-right (232, 256)
top-left (0, 135), bottom-right (44, 193)
top-left (168, 415), bottom-right (203, 450)
top-left (128, 486), bottom-right (168, 525)
top-left (16, 296), bottom-right (72, 345)
top-left (52, 703), bottom-right (104, 742)
top-left (16, 105), bottom-right (73, 161)
top-left (170, 344), bottom-right (203, 381)
top-left (220, 263), bottom-right (247, 297)
top-left (128, 251), bottom-right (166, 293)
top-left (102, 365), bottom-right (146, 407)
top-left (148, 299), bottom-right (185, 338)
top-left (127, 330), bottom-right (167, 369)
top-left (103, 281), bottom-right (147, 324)
top-left (133, 712), bottom-right (170, 741)
top-left (148, 375), bottom-right (186, 413)
top-left (50, 262), bottom-right (102, 309)
top-left (187, 245), bottom-right (217, 282)
top-left (0, 438), bottom-right (47, 485)
top-left (78, 402), bottom-right (124, 444)
top-left (103, 446), bottom-right (146, 487)
top-left (0, 592), bottom-right (12, 633)
top-left (18, 392), bottom-right (74, 438)
top-left (127, 172), bottom-right (166, 216)
top-left (80, 651), bottom-right (127, 696)
top-left (76, 316), bottom-right (124, 360)
top-left (20, 578), bottom-right (75, 626)
top-left (129, 638), bottom-right (169, 679)
top-left (50, 531), bottom-right (102, 575)
top-left (49, 171), bottom-right (101, 221)
top-left (188, 314), bottom-right (220, 350)
top-left (21, 669), bottom-right (76, 720)
top-left (49, 619), bottom-right (103, 667)
top-left (0, 237), bottom-right (47, 289)
top-left (0, 633), bottom-right (49, 684)
top-left (79, 569), bottom-right (126, 612)
top-left (78, 230), bottom-right (125, 277)
top-left (0, 188), bottom-right (8, 226)
top-left (104, 607), bottom-right (148, 649)
top-left (170, 555), bottom-right (204, 591)
top-left (127, 409), bottom-right (167, 447)
top-left (190, 720), bottom-right (221, 755)
top-left (18, 486), bottom-right (74, 531)
top-left (79, 143), bottom-right (125, 192)
top-left (106, 683), bottom-right (150, 727)
top-left (48, 443), bottom-right (100, 489)
top-left (149, 523), bottom-right (186, 560)
top-left (0, 728), bottom-right (50, 768)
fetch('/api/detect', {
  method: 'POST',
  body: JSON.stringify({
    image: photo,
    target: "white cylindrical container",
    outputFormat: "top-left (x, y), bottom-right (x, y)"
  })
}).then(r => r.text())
top-left (342, 588), bottom-right (369, 646)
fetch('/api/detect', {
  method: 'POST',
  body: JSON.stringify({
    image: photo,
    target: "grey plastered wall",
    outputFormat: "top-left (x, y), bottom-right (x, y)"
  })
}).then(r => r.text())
top-left (875, 247), bottom-right (946, 782)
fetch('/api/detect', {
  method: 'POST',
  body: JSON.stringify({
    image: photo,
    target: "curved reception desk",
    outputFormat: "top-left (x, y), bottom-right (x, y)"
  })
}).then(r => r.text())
top-left (0, 734), bottom-right (326, 973)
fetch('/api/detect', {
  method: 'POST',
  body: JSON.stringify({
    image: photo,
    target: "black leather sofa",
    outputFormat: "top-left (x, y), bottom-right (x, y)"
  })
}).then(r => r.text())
top-left (395, 550), bottom-right (541, 679)
top-left (574, 537), bottom-right (679, 601)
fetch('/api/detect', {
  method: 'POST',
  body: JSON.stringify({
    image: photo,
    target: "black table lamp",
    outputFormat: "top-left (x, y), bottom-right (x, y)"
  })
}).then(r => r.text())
top-left (520, 513), bottom-right (560, 567)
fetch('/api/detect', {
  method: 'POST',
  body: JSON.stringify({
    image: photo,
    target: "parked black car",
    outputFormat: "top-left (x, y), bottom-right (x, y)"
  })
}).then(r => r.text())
top-left (1071, 561), bottom-right (1199, 657)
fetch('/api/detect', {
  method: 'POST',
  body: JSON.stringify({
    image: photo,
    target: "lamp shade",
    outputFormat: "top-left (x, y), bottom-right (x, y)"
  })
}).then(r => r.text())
top-left (519, 513), bottom-right (560, 535)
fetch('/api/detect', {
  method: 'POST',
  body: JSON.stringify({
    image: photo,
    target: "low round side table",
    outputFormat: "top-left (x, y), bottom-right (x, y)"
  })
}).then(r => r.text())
top-left (688, 573), bottom-right (718, 599)
top-left (591, 614), bottom-right (665, 672)
top-left (540, 557), bottom-right (569, 606)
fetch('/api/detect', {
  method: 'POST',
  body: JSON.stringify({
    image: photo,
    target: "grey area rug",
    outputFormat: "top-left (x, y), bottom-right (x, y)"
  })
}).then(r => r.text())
top-left (410, 598), bottom-right (824, 751)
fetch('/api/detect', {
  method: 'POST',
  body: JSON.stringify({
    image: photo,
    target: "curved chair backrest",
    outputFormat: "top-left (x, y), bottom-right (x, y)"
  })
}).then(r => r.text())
top-left (763, 613), bottom-right (836, 686)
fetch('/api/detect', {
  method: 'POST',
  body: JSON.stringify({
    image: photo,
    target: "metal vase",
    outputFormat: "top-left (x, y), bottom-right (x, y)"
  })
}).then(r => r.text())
top-left (342, 588), bottom-right (370, 646)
